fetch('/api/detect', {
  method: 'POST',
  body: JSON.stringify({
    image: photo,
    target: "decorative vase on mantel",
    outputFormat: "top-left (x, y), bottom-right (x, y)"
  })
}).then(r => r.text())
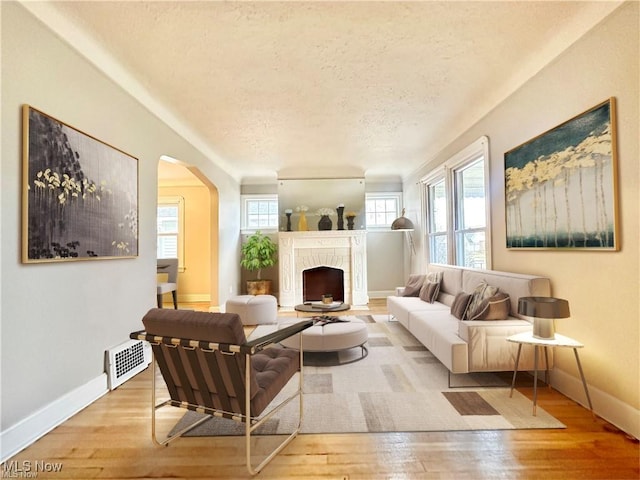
top-left (298, 211), bottom-right (308, 231)
top-left (285, 209), bottom-right (292, 231)
top-left (346, 215), bottom-right (356, 230)
top-left (318, 215), bottom-right (332, 231)
top-left (336, 205), bottom-right (345, 230)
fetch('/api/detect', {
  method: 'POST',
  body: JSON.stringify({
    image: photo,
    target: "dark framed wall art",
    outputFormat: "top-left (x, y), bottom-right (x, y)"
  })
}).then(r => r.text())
top-left (504, 98), bottom-right (619, 250)
top-left (22, 105), bottom-right (139, 263)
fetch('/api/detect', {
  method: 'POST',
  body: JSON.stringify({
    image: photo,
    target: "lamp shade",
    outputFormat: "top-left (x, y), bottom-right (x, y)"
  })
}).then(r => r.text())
top-left (518, 296), bottom-right (570, 340)
top-left (391, 208), bottom-right (414, 231)
top-left (517, 297), bottom-right (570, 319)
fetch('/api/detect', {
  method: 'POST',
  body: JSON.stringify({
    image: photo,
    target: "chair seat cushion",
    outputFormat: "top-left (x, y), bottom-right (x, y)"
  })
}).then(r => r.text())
top-left (251, 347), bottom-right (300, 415)
top-left (157, 282), bottom-right (177, 294)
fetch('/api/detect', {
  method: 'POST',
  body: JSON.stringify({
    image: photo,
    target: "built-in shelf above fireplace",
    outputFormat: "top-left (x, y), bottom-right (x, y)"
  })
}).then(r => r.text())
top-left (278, 231), bottom-right (368, 308)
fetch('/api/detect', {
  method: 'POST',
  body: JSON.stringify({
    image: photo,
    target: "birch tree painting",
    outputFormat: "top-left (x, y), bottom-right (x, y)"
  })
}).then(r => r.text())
top-left (22, 106), bottom-right (138, 263)
top-left (504, 98), bottom-right (618, 250)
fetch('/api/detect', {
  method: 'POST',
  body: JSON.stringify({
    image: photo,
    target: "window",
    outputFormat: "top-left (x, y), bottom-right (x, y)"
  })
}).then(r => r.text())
top-left (422, 136), bottom-right (491, 269)
top-left (427, 179), bottom-right (447, 264)
top-left (242, 195), bottom-right (278, 231)
top-left (454, 159), bottom-right (487, 268)
top-left (365, 193), bottom-right (402, 229)
top-left (157, 196), bottom-right (185, 270)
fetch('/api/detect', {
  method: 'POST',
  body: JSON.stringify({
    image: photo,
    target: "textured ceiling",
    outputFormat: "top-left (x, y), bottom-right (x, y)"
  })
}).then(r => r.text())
top-left (36, 1), bottom-right (621, 182)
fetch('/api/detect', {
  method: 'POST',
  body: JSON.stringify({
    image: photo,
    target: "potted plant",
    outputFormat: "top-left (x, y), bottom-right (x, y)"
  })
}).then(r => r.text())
top-left (240, 230), bottom-right (278, 295)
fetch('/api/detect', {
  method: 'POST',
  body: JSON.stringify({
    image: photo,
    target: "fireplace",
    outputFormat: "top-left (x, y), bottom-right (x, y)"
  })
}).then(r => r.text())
top-left (303, 266), bottom-right (344, 302)
top-left (278, 231), bottom-right (368, 307)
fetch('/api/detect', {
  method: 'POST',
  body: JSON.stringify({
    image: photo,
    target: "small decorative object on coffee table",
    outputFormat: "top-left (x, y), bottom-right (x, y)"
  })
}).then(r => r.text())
top-left (294, 301), bottom-right (350, 317)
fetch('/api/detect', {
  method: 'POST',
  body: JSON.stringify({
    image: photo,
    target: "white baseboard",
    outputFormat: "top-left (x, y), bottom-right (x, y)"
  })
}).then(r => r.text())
top-left (177, 293), bottom-right (210, 303)
top-left (552, 368), bottom-right (639, 440)
top-left (1, 374), bottom-right (108, 463)
top-left (368, 290), bottom-right (394, 299)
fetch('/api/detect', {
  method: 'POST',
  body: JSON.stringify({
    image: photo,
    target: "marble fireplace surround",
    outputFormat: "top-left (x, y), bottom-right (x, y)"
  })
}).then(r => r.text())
top-left (278, 231), bottom-right (368, 308)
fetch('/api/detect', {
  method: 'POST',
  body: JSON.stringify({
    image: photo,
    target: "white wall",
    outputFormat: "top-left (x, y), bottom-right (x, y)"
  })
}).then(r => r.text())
top-left (0, 2), bottom-right (240, 459)
top-left (404, 2), bottom-right (639, 436)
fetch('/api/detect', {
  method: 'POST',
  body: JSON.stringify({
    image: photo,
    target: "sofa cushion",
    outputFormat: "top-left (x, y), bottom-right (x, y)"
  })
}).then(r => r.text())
top-left (427, 265), bottom-right (463, 303)
top-left (469, 291), bottom-right (511, 320)
top-left (419, 272), bottom-right (442, 303)
top-left (450, 292), bottom-right (472, 319)
top-left (458, 318), bottom-right (543, 372)
top-left (409, 310), bottom-right (469, 373)
top-left (387, 296), bottom-right (450, 329)
top-left (402, 274), bottom-right (425, 297)
top-left (466, 281), bottom-right (499, 319)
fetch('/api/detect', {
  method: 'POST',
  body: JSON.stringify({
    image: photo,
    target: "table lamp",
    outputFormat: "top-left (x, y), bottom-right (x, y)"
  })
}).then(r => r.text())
top-left (517, 296), bottom-right (570, 340)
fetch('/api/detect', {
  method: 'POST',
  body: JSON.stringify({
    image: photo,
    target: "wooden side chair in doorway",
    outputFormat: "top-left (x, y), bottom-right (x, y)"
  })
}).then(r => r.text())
top-left (130, 308), bottom-right (313, 475)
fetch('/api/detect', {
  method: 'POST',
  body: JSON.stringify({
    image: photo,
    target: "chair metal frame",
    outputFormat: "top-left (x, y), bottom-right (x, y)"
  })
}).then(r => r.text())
top-left (130, 319), bottom-right (313, 475)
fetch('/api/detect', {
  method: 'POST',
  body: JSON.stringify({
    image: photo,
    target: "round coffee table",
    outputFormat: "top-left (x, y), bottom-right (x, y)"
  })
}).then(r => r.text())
top-left (278, 316), bottom-right (368, 364)
top-left (294, 302), bottom-right (350, 317)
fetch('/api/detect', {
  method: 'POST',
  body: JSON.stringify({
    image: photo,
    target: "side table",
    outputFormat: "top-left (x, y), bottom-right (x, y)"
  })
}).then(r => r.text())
top-left (507, 331), bottom-right (594, 418)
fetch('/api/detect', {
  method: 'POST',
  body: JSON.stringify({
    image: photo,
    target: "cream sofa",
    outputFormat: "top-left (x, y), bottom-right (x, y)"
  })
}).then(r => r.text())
top-left (387, 264), bottom-right (552, 374)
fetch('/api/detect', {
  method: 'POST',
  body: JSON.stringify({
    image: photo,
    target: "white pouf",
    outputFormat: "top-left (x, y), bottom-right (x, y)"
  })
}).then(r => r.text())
top-left (225, 295), bottom-right (278, 325)
top-left (278, 317), bottom-right (368, 352)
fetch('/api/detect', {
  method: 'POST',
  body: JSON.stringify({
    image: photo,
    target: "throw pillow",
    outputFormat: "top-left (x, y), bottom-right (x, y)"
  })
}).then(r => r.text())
top-left (450, 292), bottom-right (472, 320)
top-left (419, 281), bottom-right (440, 303)
top-left (469, 291), bottom-right (511, 320)
top-left (419, 272), bottom-right (442, 303)
top-left (402, 274), bottom-right (425, 297)
top-left (466, 281), bottom-right (499, 319)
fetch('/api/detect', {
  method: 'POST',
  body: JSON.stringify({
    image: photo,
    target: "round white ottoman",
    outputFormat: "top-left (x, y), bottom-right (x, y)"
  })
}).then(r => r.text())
top-left (278, 317), bottom-right (368, 354)
top-left (225, 295), bottom-right (278, 325)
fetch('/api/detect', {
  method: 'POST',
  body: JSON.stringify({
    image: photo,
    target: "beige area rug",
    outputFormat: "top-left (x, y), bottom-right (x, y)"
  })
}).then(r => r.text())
top-left (171, 315), bottom-right (565, 436)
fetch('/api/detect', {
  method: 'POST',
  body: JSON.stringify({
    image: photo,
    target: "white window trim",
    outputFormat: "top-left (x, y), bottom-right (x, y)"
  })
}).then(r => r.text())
top-left (157, 195), bottom-right (185, 272)
top-left (241, 194), bottom-right (279, 233)
top-left (423, 173), bottom-right (447, 264)
top-left (420, 136), bottom-right (492, 269)
top-left (365, 192), bottom-right (403, 231)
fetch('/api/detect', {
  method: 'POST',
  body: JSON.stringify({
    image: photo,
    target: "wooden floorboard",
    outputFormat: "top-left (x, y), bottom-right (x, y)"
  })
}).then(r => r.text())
top-left (4, 301), bottom-right (638, 479)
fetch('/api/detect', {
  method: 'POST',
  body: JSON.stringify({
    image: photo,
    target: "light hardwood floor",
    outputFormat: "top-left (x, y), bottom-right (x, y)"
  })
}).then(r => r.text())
top-left (5, 301), bottom-right (638, 479)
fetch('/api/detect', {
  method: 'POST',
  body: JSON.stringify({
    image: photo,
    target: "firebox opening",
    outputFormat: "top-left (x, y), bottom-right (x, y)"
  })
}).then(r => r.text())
top-left (303, 266), bottom-right (344, 302)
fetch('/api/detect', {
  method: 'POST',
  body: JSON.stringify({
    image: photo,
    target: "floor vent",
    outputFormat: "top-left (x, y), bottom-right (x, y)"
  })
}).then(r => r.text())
top-left (105, 339), bottom-right (151, 390)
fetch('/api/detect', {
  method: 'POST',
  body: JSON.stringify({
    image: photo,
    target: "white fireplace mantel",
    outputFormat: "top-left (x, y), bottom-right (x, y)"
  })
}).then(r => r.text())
top-left (278, 231), bottom-right (368, 307)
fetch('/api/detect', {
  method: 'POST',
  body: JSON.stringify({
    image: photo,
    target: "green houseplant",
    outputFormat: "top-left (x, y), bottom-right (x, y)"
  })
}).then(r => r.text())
top-left (240, 231), bottom-right (278, 295)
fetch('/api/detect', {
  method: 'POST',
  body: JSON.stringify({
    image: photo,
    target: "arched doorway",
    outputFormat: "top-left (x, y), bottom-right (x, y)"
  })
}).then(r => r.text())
top-left (157, 156), bottom-right (219, 309)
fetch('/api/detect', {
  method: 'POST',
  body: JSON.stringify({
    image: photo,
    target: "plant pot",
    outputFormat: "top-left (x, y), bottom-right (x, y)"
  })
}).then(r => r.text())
top-left (246, 280), bottom-right (272, 295)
